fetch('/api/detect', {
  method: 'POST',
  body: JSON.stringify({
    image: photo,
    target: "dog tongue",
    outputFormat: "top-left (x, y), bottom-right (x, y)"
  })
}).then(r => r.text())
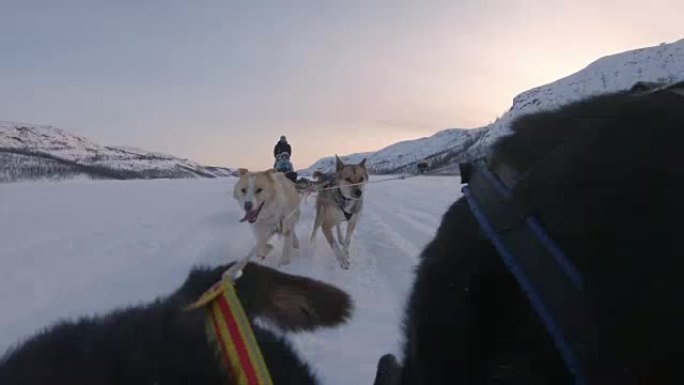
top-left (239, 202), bottom-right (264, 223)
top-left (239, 207), bottom-right (260, 223)
top-left (239, 211), bottom-right (254, 223)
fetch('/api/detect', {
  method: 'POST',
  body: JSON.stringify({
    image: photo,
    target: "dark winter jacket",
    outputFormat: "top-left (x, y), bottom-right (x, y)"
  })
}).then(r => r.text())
top-left (274, 141), bottom-right (292, 158)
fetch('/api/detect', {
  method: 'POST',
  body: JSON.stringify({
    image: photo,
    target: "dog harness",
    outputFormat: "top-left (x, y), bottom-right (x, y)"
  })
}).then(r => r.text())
top-left (460, 159), bottom-right (593, 385)
top-left (335, 189), bottom-right (354, 220)
top-left (460, 81), bottom-right (684, 384)
top-left (187, 278), bottom-right (273, 385)
top-left (325, 182), bottom-right (359, 221)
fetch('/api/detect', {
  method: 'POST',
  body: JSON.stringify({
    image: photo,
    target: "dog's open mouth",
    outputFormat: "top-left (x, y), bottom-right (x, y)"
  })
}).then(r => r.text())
top-left (240, 202), bottom-right (264, 224)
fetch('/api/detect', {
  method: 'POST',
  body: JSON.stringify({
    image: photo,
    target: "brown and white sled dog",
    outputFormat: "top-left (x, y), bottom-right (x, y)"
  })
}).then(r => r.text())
top-left (310, 156), bottom-right (368, 269)
top-left (234, 169), bottom-right (301, 266)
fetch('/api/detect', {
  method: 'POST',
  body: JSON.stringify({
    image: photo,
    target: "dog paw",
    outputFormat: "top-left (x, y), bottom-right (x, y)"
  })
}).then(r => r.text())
top-left (257, 244), bottom-right (274, 259)
top-left (334, 249), bottom-right (350, 270)
top-left (278, 258), bottom-right (291, 267)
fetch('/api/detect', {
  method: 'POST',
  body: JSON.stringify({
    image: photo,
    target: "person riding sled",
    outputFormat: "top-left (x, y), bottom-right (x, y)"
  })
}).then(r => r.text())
top-left (273, 136), bottom-right (297, 183)
top-left (274, 135), bottom-right (291, 159)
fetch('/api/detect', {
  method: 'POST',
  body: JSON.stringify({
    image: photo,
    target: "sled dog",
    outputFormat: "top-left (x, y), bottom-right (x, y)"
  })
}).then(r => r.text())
top-left (310, 156), bottom-right (368, 269)
top-left (234, 169), bottom-right (301, 266)
top-left (0, 262), bottom-right (353, 385)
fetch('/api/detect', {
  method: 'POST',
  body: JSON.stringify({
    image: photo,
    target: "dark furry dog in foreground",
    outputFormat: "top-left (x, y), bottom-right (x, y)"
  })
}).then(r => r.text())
top-left (0, 262), bottom-right (353, 385)
top-left (376, 84), bottom-right (684, 384)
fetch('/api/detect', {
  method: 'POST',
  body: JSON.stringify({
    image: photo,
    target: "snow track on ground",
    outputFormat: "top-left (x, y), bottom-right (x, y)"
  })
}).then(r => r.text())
top-left (0, 176), bottom-right (460, 384)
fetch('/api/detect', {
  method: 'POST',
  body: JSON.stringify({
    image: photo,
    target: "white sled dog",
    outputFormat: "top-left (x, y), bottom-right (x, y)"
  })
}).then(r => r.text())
top-left (234, 168), bottom-right (301, 266)
top-left (310, 156), bottom-right (368, 269)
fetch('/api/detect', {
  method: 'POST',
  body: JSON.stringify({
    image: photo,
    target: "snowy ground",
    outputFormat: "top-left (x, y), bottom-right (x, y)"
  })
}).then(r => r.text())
top-left (0, 176), bottom-right (460, 384)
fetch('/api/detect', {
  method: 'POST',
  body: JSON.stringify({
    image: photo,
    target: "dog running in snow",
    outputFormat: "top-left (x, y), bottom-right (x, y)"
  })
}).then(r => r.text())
top-left (233, 168), bottom-right (301, 266)
top-left (310, 156), bottom-right (368, 269)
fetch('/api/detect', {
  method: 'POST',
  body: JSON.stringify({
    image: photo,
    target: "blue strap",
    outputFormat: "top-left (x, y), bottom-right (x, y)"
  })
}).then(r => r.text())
top-left (525, 217), bottom-right (583, 289)
top-left (463, 186), bottom-right (587, 385)
top-left (476, 162), bottom-right (583, 289)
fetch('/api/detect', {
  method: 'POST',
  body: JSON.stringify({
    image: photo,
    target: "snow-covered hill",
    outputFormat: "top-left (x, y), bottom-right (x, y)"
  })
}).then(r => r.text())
top-left (0, 121), bottom-right (236, 182)
top-left (467, 38), bottom-right (684, 159)
top-left (305, 38), bottom-right (684, 175)
top-left (301, 128), bottom-right (485, 175)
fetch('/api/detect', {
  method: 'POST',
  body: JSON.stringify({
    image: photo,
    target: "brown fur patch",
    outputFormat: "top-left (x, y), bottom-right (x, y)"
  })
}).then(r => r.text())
top-left (338, 164), bottom-right (368, 185)
top-left (236, 263), bottom-right (353, 331)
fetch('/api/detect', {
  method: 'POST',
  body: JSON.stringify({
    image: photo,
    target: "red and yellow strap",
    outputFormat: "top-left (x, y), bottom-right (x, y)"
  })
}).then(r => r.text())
top-left (187, 279), bottom-right (273, 385)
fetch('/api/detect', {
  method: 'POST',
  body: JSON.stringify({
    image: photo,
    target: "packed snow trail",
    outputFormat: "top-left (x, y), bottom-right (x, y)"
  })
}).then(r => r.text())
top-left (0, 176), bottom-right (461, 384)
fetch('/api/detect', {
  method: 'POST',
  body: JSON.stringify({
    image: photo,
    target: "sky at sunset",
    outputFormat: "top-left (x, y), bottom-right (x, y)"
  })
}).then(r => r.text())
top-left (1, 1), bottom-right (682, 169)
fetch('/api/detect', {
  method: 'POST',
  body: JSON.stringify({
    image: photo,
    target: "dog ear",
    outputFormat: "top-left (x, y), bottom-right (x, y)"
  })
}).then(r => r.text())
top-left (359, 158), bottom-right (367, 169)
top-left (335, 155), bottom-right (344, 172)
top-left (236, 263), bottom-right (353, 332)
top-left (238, 168), bottom-right (249, 176)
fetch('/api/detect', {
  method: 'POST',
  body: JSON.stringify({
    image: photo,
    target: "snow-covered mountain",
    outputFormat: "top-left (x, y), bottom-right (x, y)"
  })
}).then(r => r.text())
top-left (304, 38), bottom-right (684, 175)
top-left (0, 122), bottom-right (236, 183)
top-left (301, 128), bottom-right (485, 175)
top-left (467, 38), bottom-right (684, 159)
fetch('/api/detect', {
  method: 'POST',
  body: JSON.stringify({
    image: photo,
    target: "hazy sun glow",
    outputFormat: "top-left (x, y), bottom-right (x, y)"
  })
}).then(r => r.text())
top-left (1, 1), bottom-right (682, 169)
